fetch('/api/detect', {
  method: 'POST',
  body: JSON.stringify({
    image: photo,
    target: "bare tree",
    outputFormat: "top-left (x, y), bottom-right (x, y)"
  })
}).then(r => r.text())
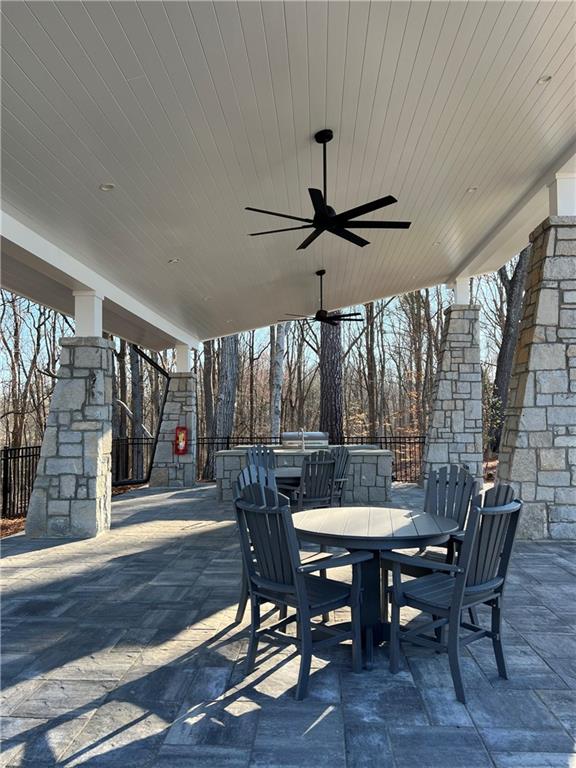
top-left (319, 320), bottom-right (343, 443)
top-left (270, 322), bottom-right (286, 440)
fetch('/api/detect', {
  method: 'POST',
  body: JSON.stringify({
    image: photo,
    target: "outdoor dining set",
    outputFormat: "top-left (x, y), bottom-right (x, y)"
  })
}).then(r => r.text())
top-left (232, 445), bottom-right (523, 703)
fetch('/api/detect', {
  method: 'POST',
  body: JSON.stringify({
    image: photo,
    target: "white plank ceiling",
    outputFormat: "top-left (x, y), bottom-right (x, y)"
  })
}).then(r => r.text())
top-left (2, 1), bottom-right (575, 343)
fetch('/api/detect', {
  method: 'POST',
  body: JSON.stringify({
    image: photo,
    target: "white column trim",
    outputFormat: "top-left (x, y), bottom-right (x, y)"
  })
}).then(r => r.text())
top-left (448, 277), bottom-right (470, 305)
top-left (175, 343), bottom-right (191, 373)
top-left (73, 290), bottom-right (103, 337)
top-left (548, 173), bottom-right (576, 216)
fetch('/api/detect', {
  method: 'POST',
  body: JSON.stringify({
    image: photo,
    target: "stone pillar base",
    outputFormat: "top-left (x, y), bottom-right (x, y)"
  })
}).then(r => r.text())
top-left (498, 216), bottom-right (576, 540)
top-left (26, 337), bottom-right (113, 538)
top-left (423, 305), bottom-right (483, 483)
top-left (149, 372), bottom-right (197, 488)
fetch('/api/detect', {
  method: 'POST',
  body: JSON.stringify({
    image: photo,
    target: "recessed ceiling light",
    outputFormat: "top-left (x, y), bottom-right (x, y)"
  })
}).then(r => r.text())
top-left (167, 258), bottom-right (181, 264)
top-left (537, 75), bottom-right (552, 85)
top-left (466, 186), bottom-right (478, 193)
top-left (433, 241), bottom-right (441, 247)
top-left (98, 183), bottom-right (115, 192)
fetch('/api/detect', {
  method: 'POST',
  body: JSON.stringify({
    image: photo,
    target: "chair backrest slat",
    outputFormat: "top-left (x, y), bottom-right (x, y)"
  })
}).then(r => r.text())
top-left (424, 464), bottom-right (479, 529)
top-left (246, 444), bottom-right (276, 471)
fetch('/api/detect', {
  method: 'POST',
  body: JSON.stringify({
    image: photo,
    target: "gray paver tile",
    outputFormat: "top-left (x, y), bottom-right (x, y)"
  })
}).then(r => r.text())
top-left (0, 715), bottom-right (90, 766)
top-left (464, 689), bottom-right (561, 729)
top-left (491, 754), bottom-right (576, 767)
top-left (156, 745), bottom-right (251, 767)
top-left (388, 726), bottom-right (492, 768)
top-left (344, 723), bottom-right (395, 767)
top-left (10, 680), bottom-right (116, 718)
top-left (479, 727), bottom-right (575, 754)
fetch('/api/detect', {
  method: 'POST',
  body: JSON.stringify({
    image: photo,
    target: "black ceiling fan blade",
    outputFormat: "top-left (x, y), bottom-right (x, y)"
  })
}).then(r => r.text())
top-left (333, 312), bottom-right (363, 318)
top-left (333, 195), bottom-right (397, 223)
top-left (329, 228), bottom-right (370, 248)
top-left (308, 188), bottom-right (327, 216)
top-left (285, 313), bottom-right (311, 318)
top-left (245, 206), bottom-right (312, 224)
top-left (344, 220), bottom-right (411, 229)
top-left (297, 228), bottom-right (323, 250)
top-left (249, 225), bottom-right (314, 236)
top-left (334, 317), bottom-right (362, 322)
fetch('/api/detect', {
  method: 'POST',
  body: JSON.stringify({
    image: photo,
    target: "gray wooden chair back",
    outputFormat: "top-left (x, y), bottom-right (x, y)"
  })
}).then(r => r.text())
top-left (483, 482), bottom-right (515, 507)
top-left (234, 464), bottom-right (277, 500)
top-left (245, 444), bottom-right (276, 471)
top-left (456, 496), bottom-right (522, 598)
top-left (424, 465), bottom-right (479, 529)
top-left (298, 450), bottom-right (336, 510)
top-left (330, 447), bottom-right (350, 494)
top-left (234, 483), bottom-right (303, 598)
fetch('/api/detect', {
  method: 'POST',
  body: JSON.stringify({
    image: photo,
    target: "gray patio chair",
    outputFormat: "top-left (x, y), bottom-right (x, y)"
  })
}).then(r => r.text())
top-left (399, 465), bottom-right (480, 576)
top-left (383, 492), bottom-right (522, 703)
top-left (330, 446), bottom-right (350, 506)
top-left (294, 450), bottom-right (336, 512)
top-left (245, 444), bottom-right (276, 471)
top-left (234, 482), bottom-right (371, 700)
top-left (234, 463), bottom-right (277, 499)
top-left (245, 444), bottom-right (296, 496)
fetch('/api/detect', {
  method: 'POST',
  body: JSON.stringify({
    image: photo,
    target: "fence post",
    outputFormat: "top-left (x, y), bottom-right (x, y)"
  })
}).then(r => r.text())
top-left (1, 447), bottom-right (9, 518)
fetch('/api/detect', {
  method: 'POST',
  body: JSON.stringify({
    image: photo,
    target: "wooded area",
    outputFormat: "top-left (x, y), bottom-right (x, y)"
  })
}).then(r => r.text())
top-left (0, 254), bottom-right (527, 458)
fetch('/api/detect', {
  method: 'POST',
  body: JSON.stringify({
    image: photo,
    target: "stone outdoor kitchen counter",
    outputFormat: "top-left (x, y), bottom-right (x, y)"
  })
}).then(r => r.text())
top-left (215, 446), bottom-right (393, 504)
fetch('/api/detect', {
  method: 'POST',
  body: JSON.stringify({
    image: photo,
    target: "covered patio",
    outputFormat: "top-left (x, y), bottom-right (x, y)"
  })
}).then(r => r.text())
top-left (2, 485), bottom-right (575, 767)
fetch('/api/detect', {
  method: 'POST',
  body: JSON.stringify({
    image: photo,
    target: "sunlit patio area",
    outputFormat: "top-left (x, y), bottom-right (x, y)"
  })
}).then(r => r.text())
top-left (1, 485), bottom-right (575, 768)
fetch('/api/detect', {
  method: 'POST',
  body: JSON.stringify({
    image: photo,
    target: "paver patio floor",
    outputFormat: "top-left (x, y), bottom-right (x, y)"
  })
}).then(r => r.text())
top-left (1, 485), bottom-right (575, 767)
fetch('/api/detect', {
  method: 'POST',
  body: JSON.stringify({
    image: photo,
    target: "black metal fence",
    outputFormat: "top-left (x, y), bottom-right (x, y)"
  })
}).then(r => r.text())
top-left (196, 434), bottom-right (425, 483)
top-left (1, 433), bottom-right (425, 519)
top-left (111, 437), bottom-right (155, 485)
top-left (1, 445), bottom-right (42, 519)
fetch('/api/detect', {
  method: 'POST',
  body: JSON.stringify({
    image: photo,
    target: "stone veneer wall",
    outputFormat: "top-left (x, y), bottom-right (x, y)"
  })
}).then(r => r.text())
top-left (215, 447), bottom-right (392, 503)
top-left (498, 216), bottom-right (576, 540)
top-left (149, 372), bottom-right (197, 488)
top-left (26, 337), bottom-right (113, 538)
top-left (422, 305), bottom-right (483, 483)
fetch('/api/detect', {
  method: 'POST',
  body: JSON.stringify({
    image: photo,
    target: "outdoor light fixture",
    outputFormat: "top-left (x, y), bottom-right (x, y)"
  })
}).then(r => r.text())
top-left (167, 258), bottom-right (181, 264)
top-left (98, 183), bottom-right (115, 191)
top-left (537, 75), bottom-right (552, 84)
top-left (433, 241), bottom-right (441, 246)
top-left (466, 186), bottom-right (478, 193)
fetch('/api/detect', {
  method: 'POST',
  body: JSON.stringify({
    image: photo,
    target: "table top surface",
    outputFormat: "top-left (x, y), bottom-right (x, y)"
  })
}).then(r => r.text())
top-left (274, 466), bottom-right (303, 478)
top-left (292, 506), bottom-right (458, 550)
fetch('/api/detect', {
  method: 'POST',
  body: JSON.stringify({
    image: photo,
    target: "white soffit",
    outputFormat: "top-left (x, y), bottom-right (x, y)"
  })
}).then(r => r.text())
top-left (1, 0), bottom-right (575, 341)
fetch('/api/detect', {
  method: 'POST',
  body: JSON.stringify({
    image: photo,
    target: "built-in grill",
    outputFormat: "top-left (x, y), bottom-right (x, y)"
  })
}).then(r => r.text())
top-left (280, 431), bottom-right (329, 449)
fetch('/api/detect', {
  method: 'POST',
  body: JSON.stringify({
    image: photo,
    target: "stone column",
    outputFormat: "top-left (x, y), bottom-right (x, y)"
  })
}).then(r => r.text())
top-left (26, 337), bottom-right (113, 538)
top-left (422, 304), bottom-right (483, 483)
top-left (149, 372), bottom-right (197, 488)
top-left (498, 216), bottom-right (576, 539)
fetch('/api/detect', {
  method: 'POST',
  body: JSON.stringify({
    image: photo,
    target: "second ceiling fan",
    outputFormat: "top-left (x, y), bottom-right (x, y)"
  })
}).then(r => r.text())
top-left (246, 129), bottom-right (411, 250)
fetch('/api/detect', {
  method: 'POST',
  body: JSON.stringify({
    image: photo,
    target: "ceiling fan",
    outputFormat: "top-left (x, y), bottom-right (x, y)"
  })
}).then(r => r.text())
top-left (285, 269), bottom-right (362, 326)
top-left (246, 129), bottom-right (411, 249)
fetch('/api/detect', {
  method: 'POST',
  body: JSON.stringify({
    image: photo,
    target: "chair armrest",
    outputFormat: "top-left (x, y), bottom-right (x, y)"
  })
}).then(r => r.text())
top-left (297, 550), bottom-right (373, 574)
top-left (380, 550), bottom-right (463, 574)
top-left (334, 477), bottom-right (348, 486)
top-left (451, 531), bottom-right (465, 542)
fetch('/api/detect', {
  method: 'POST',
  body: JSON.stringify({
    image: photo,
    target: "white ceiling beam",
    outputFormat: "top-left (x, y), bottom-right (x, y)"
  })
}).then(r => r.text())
top-left (1, 211), bottom-right (201, 350)
top-left (73, 290), bottom-right (103, 337)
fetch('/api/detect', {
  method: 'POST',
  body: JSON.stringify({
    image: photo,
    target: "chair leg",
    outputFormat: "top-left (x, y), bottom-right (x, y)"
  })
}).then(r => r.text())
top-left (295, 616), bottom-right (313, 700)
top-left (246, 597), bottom-right (260, 673)
top-left (351, 599), bottom-right (362, 674)
top-left (491, 597), bottom-right (508, 679)
top-left (447, 615), bottom-right (466, 704)
top-left (235, 569), bottom-right (249, 624)
top-left (381, 568), bottom-right (389, 623)
top-left (319, 545), bottom-right (330, 623)
top-left (389, 599), bottom-right (401, 674)
top-left (469, 606), bottom-right (479, 625)
top-left (364, 626), bottom-right (374, 670)
top-left (278, 604), bottom-right (288, 621)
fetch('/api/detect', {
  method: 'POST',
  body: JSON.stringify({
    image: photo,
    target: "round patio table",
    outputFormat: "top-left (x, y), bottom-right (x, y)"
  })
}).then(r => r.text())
top-left (292, 506), bottom-right (459, 654)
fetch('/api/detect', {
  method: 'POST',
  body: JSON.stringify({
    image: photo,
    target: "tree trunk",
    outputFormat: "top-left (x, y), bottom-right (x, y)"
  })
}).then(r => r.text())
top-left (491, 245), bottom-right (531, 452)
top-left (205, 334), bottom-right (239, 477)
top-left (129, 344), bottom-right (144, 478)
top-left (364, 302), bottom-right (377, 440)
top-left (202, 339), bottom-right (215, 479)
top-left (319, 321), bottom-right (344, 444)
top-left (270, 323), bottom-right (286, 440)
